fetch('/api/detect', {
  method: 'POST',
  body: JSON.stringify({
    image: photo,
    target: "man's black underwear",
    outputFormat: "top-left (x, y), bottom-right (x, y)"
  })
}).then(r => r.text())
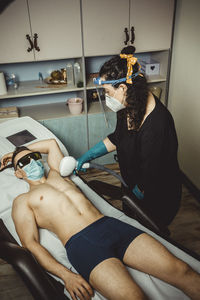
top-left (65, 216), bottom-right (144, 282)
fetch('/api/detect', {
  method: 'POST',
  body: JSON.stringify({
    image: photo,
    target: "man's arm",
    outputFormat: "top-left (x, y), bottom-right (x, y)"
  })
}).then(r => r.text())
top-left (0, 151), bottom-right (13, 169)
top-left (0, 139), bottom-right (63, 172)
top-left (12, 196), bottom-right (93, 300)
top-left (27, 139), bottom-right (63, 172)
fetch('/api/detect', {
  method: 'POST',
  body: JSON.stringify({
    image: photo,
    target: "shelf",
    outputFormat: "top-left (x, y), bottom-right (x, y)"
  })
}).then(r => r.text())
top-left (0, 76), bottom-right (167, 100)
top-left (20, 102), bottom-right (85, 121)
top-left (18, 100), bottom-right (111, 121)
top-left (86, 75), bottom-right (167, 90)
top-left (0, 80), bottom-right (84, 100)
top-left (145, 75), bottom-right (167, 83)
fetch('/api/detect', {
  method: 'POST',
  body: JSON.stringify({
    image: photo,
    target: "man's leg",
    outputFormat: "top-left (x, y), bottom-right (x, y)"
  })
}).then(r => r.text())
top-left (123, 233), bottom-right (200, 300)
top-left (89, 257), bottom-right (147, 300)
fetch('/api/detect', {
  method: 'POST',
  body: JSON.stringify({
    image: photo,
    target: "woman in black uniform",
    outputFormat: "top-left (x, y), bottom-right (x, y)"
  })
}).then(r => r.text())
top-left (77, 46), bottom-right (181, 227)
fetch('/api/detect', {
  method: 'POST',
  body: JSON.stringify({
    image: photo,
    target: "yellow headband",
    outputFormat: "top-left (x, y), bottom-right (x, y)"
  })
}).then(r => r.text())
top-left (120, 53), bottom-right (141, 84)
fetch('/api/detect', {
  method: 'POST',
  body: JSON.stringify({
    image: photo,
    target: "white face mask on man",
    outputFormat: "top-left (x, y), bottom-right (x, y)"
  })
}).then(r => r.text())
top-left (105, 87), bottom-right (126, 112)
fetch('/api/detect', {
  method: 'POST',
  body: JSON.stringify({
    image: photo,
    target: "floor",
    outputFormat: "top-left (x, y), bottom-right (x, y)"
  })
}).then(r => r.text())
top-left (0, 164), bottom-right (200, 299)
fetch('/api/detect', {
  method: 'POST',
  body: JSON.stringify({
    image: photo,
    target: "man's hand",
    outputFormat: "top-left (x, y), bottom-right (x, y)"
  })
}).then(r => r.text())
top-left (0, 152), bottom-right (13, 169)
top-left (63, 271), bottom-right (94, 300)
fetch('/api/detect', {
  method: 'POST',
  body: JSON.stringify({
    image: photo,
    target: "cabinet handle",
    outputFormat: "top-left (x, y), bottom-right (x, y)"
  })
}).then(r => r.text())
top-left (33, 33), bottom-right (40, 52)
top-left (130, 26), bottom-right (135, 44)
top-left (124, 28), bottom-right (129, 45)
top-left (26, 34), bottom-right (34, 52)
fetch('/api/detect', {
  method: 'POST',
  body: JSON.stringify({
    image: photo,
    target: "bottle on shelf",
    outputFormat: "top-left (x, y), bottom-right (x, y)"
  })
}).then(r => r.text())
top-left (73, 62), bottom-right (83, 88)
top-left (66, 63), bottom-right (74, 86)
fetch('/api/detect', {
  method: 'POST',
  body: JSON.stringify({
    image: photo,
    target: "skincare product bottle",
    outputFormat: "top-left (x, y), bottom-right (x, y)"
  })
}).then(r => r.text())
top-left (73, 62), bottom-right (83, 87)
top-left (0, 72), bottom-right (7, 95)
top-left (66, 63), bottom-right (74, 86)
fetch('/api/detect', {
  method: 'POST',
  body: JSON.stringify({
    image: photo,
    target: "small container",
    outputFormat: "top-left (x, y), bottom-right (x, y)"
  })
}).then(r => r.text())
top-left (0, 72), bottom-right (7, 95)
top-left (66, 63), bottom-right (74, 85)
top-left (67, 98), bottom-right (83, 115)
top-left (6, 73), bottom-right (18, 89)
top-left (140, 59), bottom-right (160, 76)
top-left (73, 62), bottom-right (83, 87)
top-left (61, 68), bottom-right (67, 81)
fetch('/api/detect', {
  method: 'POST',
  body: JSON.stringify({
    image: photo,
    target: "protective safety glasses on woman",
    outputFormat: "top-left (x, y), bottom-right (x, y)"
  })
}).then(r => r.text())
top-left (93, 71), bottom-right (141, 86)
top-left (16, 151), bottom-right (42, 169)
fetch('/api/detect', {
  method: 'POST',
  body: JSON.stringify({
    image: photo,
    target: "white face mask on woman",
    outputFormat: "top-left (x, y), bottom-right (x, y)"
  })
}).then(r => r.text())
top-left (105, 93), bottom-right (126, 112)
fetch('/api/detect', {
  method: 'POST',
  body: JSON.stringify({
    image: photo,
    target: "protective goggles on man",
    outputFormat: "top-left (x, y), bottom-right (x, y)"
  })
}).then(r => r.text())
top-left (16, 151), bottom-right (42, 170)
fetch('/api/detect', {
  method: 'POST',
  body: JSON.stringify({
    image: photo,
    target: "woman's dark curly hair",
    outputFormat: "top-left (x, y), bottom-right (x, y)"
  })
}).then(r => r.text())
top-left (99, 46), bottom-right (149, 130)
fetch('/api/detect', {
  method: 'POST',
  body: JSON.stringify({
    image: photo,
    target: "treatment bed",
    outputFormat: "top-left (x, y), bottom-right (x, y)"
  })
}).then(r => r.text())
top-left (0, 116), bottom-right (200, 300)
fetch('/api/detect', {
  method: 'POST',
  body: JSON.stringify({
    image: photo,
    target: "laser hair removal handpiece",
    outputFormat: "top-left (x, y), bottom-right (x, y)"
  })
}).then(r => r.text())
top-left (59, 156), bottom-right (127, 187)
top-left (59, 156), bottom-right (89, 177)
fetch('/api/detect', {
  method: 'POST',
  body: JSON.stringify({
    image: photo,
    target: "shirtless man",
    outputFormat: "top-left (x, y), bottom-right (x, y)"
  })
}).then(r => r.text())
top-left (1, 138), bottom-right (200, 300)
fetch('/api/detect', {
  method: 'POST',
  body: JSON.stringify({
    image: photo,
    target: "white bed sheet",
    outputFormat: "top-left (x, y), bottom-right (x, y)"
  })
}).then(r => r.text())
top-left (0, 117), bottom-right (199, 300)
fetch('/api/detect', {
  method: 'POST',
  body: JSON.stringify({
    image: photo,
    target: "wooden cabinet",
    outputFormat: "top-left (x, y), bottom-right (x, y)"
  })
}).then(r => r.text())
top-left (0, 0), bottom-right (33, 63)
top-left (28, 0), bottom-right (82, 61)
top-left (82, 0), bottom-right (174, 57)
top-left (130, 0), bottom-right (174, 52)
top-left (82, 0), bottom-right (129, 56)
top-left (0, 0), bottom-right (174, 63)
top-left (0, 0), bottom-right (82, 63)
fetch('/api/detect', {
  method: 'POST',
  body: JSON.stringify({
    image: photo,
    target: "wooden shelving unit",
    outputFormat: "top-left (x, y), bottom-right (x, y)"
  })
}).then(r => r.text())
top-left (0, 80), bottom-right (84, 100)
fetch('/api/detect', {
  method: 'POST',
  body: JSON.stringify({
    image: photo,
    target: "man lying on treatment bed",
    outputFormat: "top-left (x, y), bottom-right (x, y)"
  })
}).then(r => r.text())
top-left (1, 139), bottom-right (200, 300)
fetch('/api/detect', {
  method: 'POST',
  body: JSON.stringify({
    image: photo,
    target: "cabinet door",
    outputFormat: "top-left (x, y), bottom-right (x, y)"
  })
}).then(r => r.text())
top-left (43, 116), bottom-right (88, 158)
top-left (28, 0), bottom-right (82, 60)
top-left (0, 0), bottom-right (34, 63)
top-left (82, 0), bottom-right (129, 56)
top-left (130, 0), bottom-right (174, 52)
top-left (88, 112), bottom-right (117, 164)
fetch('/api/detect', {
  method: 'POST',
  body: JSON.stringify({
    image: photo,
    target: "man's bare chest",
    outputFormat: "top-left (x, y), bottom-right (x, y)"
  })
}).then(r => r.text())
top-left (27, 184), bottom-right (59, 211)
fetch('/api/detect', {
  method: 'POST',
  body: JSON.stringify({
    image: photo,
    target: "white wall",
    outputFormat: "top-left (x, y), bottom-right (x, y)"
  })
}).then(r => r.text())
top-left (168, 0), bottom-right (200, 189)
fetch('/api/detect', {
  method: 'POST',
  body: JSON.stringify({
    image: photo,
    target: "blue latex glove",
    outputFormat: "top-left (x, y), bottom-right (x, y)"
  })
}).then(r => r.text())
top-left (76, 141), bottom-right (108, 172)
top-left (132, 184), bottom-right (144, 200)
